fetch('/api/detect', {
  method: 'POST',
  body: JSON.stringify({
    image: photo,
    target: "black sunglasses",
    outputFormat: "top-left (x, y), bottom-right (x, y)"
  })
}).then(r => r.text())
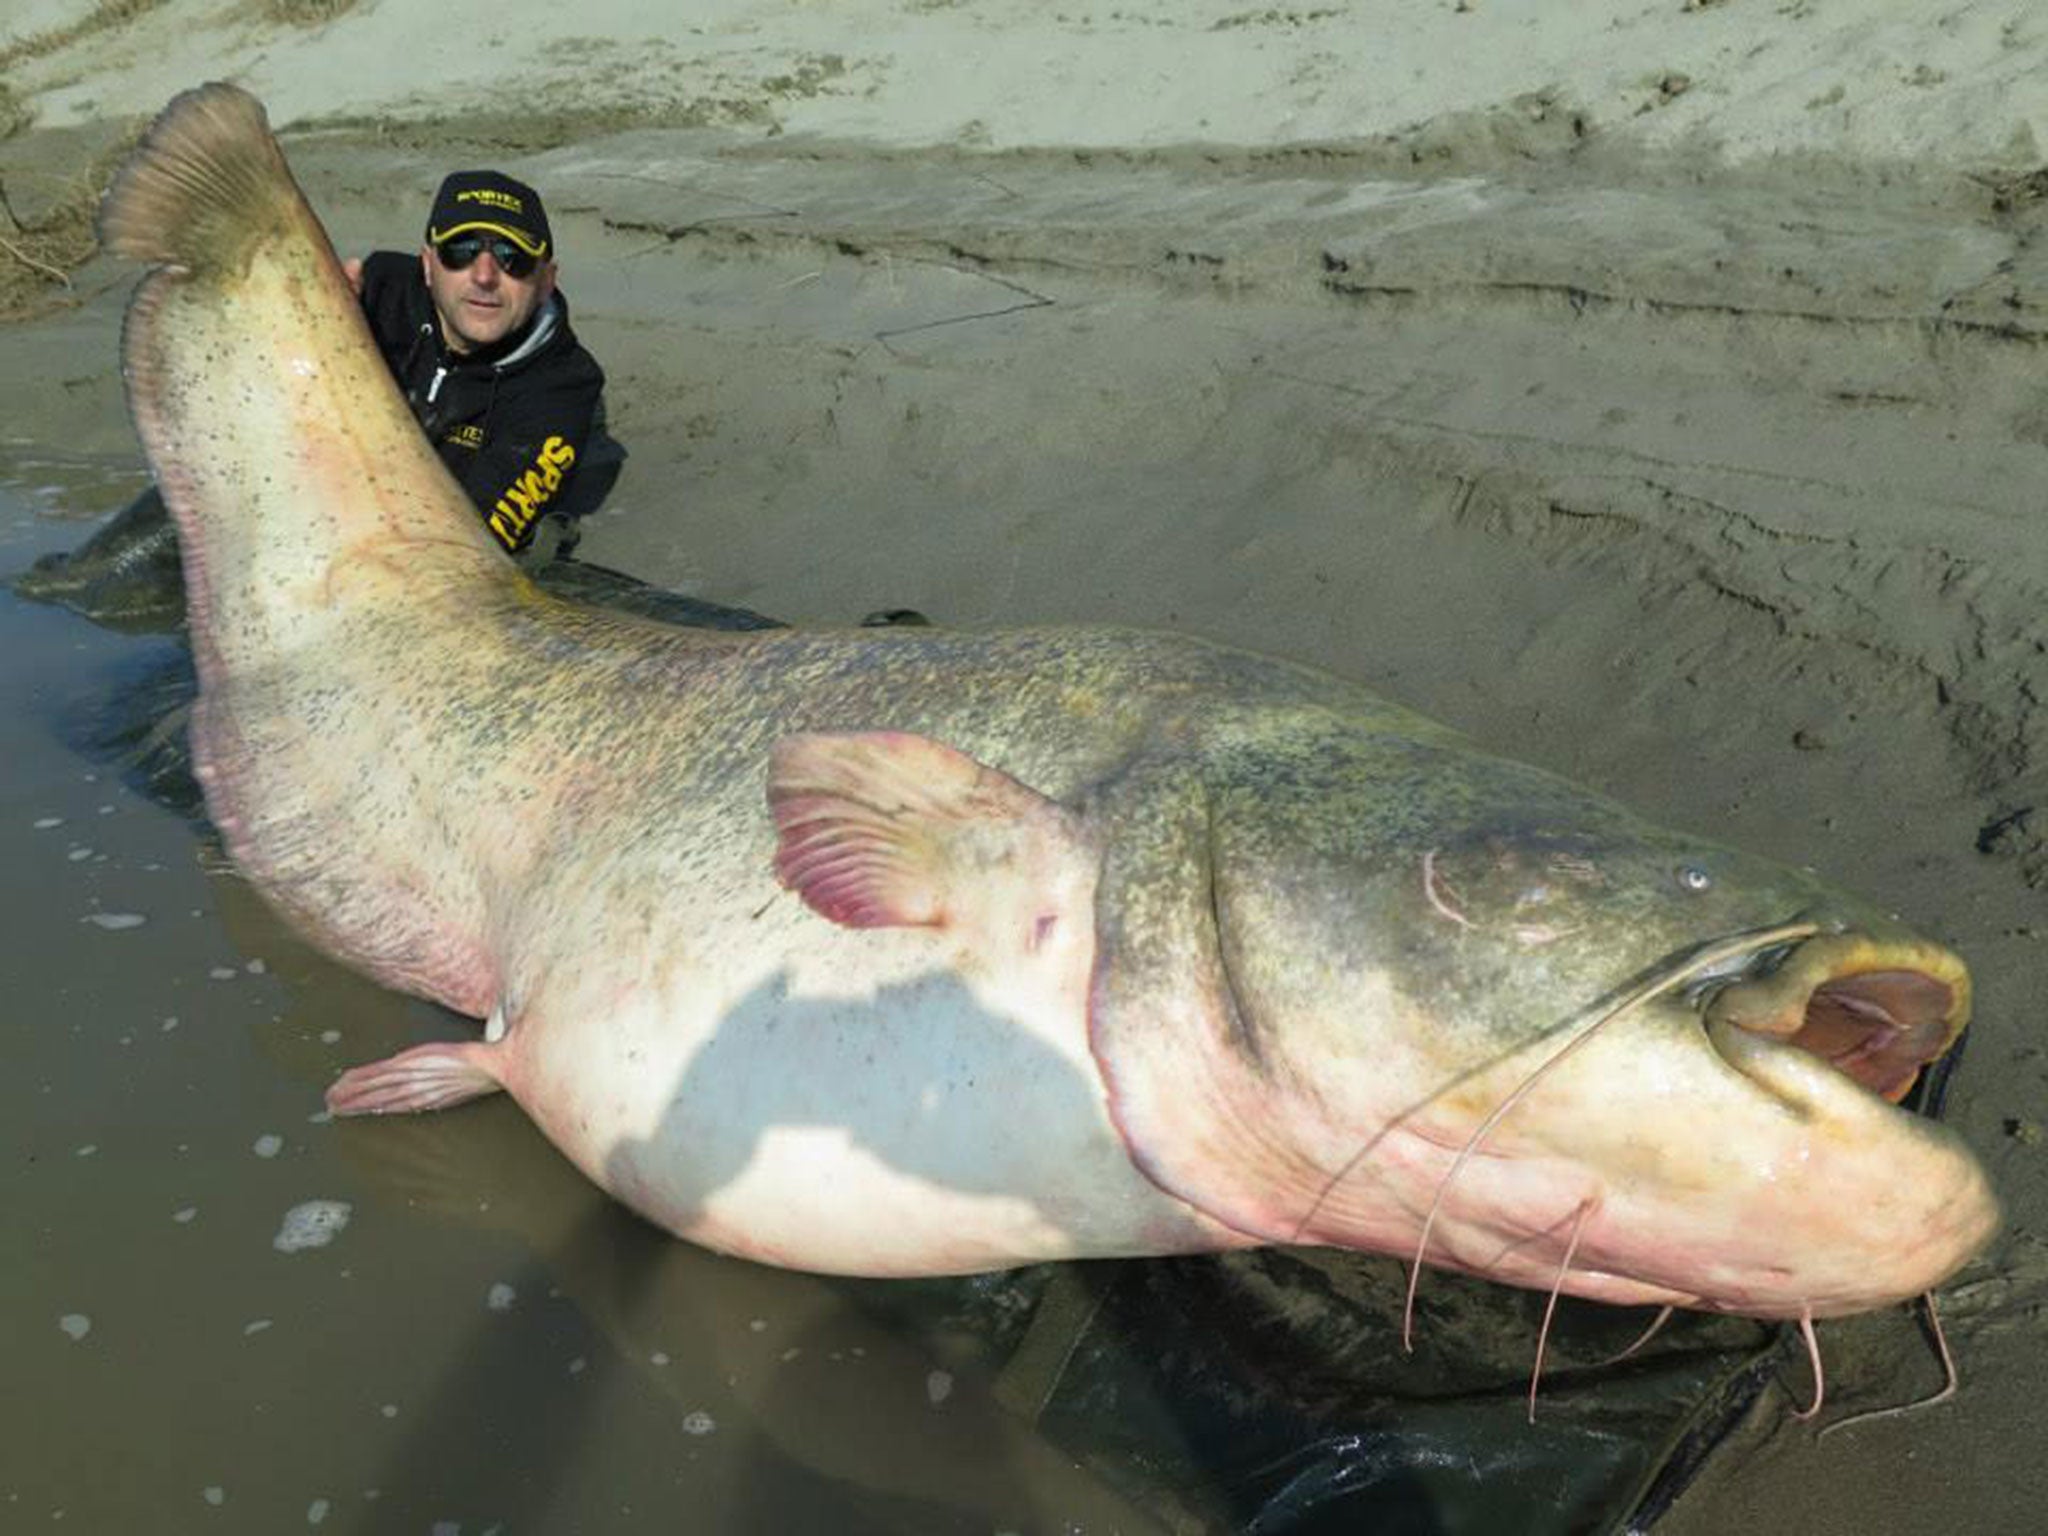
top-left (434, 233), bottom-right (541, 279)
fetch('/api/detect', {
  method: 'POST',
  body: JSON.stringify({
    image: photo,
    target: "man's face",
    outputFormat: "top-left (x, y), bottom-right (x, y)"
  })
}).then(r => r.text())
top-left (421, 238), bottom-right (555, 354)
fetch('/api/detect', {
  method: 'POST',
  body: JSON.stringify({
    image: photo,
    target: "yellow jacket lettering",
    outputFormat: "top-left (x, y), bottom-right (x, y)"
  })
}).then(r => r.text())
top-left (489, 435), bottom-right (578, 552)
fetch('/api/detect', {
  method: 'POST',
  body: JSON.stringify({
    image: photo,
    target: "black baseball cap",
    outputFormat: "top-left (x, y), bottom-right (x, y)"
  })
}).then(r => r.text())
top-left (426, 170), bottom-right (552, 260)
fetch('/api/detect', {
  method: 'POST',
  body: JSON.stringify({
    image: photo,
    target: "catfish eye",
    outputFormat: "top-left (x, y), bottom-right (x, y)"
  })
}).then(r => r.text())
top-left (1676, 864), bottom-right (1713, 893)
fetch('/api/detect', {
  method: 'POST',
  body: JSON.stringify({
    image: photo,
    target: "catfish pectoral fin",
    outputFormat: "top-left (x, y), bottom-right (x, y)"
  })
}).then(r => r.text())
top-left (767, 730), bottom-right (1089, 957)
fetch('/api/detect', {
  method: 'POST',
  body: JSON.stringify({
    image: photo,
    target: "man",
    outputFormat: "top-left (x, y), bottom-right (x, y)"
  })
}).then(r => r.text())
top-left (345, 169), bottom-right (610, 556)
top-left (22, 166), bottom-right (614, 623)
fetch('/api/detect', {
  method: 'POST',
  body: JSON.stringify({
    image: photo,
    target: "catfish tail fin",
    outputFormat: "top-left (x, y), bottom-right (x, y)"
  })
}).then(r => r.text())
top-left (99, 83), bottom-right (299, 274)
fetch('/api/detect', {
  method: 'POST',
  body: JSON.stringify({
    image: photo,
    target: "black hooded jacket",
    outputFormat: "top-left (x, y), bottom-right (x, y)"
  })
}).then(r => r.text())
top-left (356, 250), bottom-right (606, 553)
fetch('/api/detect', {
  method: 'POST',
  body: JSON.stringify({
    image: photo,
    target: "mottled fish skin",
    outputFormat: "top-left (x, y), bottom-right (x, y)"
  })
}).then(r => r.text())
top-left (100, 84), bottom-right (1996, 1315)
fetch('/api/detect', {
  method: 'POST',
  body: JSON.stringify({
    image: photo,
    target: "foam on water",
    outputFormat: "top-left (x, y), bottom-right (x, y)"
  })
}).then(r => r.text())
top-left (272, 1200), bottom-right (351, 1253)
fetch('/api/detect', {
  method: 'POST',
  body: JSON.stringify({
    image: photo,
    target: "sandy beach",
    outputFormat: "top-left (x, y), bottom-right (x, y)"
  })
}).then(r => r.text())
top-left (4, 2), bottom-right (2045, 1531)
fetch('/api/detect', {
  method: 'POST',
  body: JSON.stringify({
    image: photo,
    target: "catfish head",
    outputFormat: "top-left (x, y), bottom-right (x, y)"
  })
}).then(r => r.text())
top-left (1086, 705), bottom-right (2000, 1321)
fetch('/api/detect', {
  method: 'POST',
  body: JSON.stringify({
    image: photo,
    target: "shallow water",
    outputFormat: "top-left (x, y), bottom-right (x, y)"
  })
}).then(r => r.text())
top-left (1, 464), bottom-right (1205, 1535)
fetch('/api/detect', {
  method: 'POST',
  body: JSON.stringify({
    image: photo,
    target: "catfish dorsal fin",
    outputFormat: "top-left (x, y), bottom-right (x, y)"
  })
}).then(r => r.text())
top-left (767, 731), bottom-right (1083, 941)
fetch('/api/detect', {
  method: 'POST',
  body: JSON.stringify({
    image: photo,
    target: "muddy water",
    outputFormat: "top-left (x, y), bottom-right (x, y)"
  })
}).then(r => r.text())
top-left (0, 465), bottom-right (1168, 1535)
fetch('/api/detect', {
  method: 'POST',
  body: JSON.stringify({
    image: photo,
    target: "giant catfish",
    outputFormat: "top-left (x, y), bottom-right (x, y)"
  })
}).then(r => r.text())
top-left (100, 85), bottom-right (1995, 1337)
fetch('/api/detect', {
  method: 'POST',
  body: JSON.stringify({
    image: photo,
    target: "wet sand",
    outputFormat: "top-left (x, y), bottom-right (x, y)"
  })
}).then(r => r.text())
top-left (5, 3), bottom-right (2048, 1532)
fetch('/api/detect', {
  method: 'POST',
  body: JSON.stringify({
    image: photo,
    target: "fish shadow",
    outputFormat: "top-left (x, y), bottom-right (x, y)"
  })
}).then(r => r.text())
top-left (604, 964), bottom-right (1116, 1249)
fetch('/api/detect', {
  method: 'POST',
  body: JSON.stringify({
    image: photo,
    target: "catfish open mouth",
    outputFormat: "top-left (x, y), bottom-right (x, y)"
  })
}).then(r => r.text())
top-left (1700, 933), bottom-right (1971, 1104)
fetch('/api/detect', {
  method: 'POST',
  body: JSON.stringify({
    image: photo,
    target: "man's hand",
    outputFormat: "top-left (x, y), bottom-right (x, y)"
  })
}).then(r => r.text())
top-left (341, 257), bottom-right (364, 297)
